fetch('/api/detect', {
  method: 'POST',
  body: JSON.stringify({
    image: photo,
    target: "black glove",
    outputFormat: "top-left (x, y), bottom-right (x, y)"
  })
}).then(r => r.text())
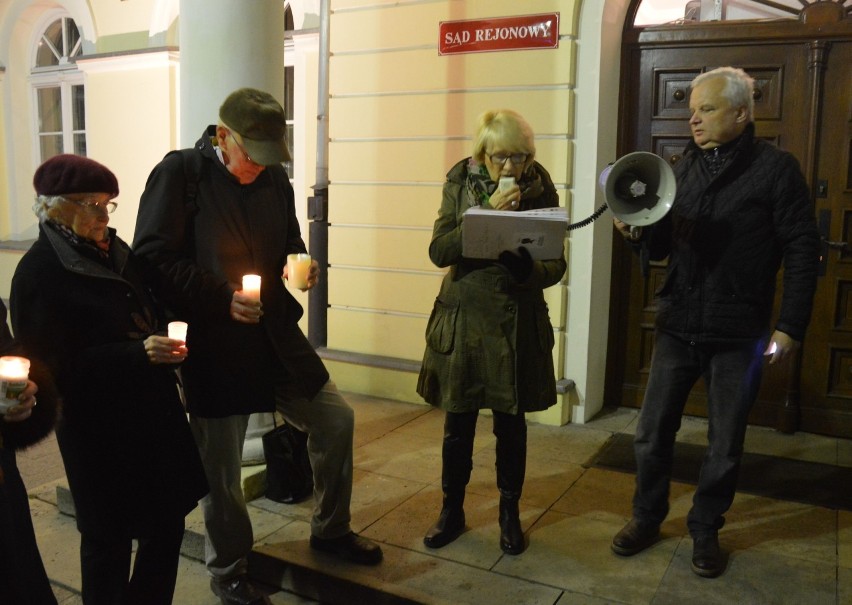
top-left (498, 246), bottom-right (533, 283)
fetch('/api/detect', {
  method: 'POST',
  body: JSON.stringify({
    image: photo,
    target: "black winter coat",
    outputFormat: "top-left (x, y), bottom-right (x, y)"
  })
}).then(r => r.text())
top-left (646, 124), bottom-right (819, 343)
top-left (0, 300), bottom-right (59, 605)
top-left (0, 301), bottom-right (58, 453)
top-left (10, 224), bottom-right (208, 539)
top-left (133, 127), bottom-right (329, 418)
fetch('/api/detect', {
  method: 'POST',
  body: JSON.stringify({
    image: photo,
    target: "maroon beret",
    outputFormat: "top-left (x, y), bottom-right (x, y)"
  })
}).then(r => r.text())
top-left (33, 154), bottom-right (119, 197)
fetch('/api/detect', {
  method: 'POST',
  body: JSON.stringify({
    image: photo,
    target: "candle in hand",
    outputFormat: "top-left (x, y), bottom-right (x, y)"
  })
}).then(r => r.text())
top-left (0, 355), bottom-right (30, 413)
top-left (168, 321), bottom-right (188, 343)
top-left (287, 254), bottom-right (312, 289)
top-left (242, 274), bottom-right (261, 301)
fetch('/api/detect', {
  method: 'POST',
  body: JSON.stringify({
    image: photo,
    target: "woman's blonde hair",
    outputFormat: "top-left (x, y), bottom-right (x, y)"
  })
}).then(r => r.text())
top-left (471, 109), bottom-right (536, 164)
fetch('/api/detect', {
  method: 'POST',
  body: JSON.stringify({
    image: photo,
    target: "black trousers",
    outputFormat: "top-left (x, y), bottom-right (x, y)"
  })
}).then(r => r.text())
top-left (442, 410), bottom-right (527, 498)
top-left (80, 518), bottom-right (185, 605)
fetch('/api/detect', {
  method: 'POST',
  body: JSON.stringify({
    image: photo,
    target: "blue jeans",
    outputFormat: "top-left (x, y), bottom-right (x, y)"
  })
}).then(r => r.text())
top-left (632, 330), bottom-right (765, 536)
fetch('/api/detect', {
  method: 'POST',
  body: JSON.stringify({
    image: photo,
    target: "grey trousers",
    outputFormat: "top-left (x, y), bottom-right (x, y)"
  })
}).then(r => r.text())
top-left (190, 379), bottom-right (355, 580)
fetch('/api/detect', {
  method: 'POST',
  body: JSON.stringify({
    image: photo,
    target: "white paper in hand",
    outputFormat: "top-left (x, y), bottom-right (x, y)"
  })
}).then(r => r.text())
top-left (462, 206), bottom-right (568, 260)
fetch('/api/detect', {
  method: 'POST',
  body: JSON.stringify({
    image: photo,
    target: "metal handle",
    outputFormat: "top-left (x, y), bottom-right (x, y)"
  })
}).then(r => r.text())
top-left (821, 237), bottom-right (849, 250)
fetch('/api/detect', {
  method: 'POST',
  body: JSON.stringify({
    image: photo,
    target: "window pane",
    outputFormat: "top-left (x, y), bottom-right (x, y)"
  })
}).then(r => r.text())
top-left (284, 66), bottom-right (294, 175)
top-left (65, 18), bottom-right (81, 58)
top-left (285, 67), bottom-right (294, 118)
top-left (72, 85), bottom-right (85, 130)
top-left (73, 133), bottom-right (87, 156)
top-left (37, 88), bottom-right (62, 133)
top-left (284, 124), bottom-right (294, 174)
top-left (39, 135), bottom-right (63, 162)
top-left (36, 21), bottom-right (62, 67)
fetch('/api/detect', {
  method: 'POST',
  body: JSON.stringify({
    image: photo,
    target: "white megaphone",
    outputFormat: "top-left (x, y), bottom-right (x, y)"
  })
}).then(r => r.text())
top-left (598, 151), bottom-right (676, 229)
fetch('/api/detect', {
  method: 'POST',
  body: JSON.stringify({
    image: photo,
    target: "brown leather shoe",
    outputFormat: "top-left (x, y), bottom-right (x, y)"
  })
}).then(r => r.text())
top-left (310, 531), bottom-right (383, 565)
top-left (611, 518), bottom-right (660, 556)
top-left (691, 533), bottom-right (724, 578)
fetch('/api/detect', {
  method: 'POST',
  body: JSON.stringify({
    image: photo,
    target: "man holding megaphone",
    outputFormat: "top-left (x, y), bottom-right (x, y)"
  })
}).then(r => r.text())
top-left (610, 67), bottom-right (819, 578)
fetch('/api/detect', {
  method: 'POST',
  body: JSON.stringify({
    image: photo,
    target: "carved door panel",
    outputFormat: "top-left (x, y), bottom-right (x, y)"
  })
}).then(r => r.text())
top-left (799, 41), bottom-right (852, 435)
top-left (610, 25), bottom-right (852, 436)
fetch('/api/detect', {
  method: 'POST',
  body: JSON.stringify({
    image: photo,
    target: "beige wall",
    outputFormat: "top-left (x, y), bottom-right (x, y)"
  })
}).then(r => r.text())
top-left (76, 52), bottom-right (179, 242)
top-left (325, 0), bottom-right (578, 423)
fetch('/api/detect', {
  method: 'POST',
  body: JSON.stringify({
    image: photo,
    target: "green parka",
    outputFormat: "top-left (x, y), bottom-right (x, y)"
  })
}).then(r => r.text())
top-left (417, 158), bottom-right (567, 414)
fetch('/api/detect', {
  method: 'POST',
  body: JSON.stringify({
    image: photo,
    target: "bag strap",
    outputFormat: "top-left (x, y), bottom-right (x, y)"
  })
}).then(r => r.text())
top-left (163, 148), bottom-right (205, 253)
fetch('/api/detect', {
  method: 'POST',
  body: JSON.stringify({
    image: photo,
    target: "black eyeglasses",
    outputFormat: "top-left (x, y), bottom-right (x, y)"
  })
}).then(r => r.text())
top-left (229, 132), bottom-right (260, 166)
top-left (70, 198), bottom-right (118, 214)
top-left (488, 152), bottom-right (529, 166)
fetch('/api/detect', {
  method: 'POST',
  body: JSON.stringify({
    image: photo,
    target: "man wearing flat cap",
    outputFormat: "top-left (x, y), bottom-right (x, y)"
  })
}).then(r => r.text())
top-left (133, 88), bottom-right (382, 605)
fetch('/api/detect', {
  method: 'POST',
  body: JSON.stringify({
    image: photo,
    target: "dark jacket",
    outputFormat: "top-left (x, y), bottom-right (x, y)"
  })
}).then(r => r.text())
top-left (0, 300), bottom-right (59, 605)
top-left (417, 158), bottom-right (567, 414)
top-left (10, 223), bottom-right (207, 538)
top-left (132, 127), bottom-right (329, 418)
top-left (645, 124), bottom-right (820, 343)
top-left (0, 301), bottom-right (58, 453)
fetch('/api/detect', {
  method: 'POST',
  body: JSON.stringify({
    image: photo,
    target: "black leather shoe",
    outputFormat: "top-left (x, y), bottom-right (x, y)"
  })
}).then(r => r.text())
top-left (210, 575), bottom-right (272, 605)
top-left (310, 531), bottom-right (383, 565)
top-left (691, 533), bottom-right (724, 578)
top-left (611, 519), bottom-right (660, 556)
top-left (424, 507), bottom-right (465, 549)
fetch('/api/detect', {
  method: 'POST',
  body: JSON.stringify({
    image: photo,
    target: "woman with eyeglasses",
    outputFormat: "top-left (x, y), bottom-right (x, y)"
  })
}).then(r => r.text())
top-left (417, 110), bottom-right (566, 555)
top-left (10, 154), bottom-right (207, 604)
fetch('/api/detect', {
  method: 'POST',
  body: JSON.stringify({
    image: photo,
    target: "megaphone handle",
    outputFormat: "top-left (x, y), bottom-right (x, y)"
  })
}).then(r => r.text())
top-left (629, 226), bottom-right (643, 240)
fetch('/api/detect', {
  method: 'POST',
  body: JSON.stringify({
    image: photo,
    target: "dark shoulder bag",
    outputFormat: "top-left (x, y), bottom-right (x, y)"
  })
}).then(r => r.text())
top-left (262, 418), bottom-right (313, 504)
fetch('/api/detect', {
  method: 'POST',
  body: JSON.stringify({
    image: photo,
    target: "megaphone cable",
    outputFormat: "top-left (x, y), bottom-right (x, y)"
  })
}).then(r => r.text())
top-left (565, 202), bottom-right (609, 231)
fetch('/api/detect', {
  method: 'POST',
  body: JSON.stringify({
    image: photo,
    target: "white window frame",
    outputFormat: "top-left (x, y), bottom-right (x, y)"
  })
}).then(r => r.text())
top-left (29, 11), bottom-right (86, 161)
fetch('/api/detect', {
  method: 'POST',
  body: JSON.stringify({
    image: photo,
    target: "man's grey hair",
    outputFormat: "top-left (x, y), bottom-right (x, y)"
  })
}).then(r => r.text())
top-left (692, 67), bottom-right (755, 122)
top-left (33, 194), bottom-right (68, 222)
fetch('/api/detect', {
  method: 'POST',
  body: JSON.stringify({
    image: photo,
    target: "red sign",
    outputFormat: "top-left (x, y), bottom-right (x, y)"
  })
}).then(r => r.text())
top-left (439, 13), bottom-right (559, 56)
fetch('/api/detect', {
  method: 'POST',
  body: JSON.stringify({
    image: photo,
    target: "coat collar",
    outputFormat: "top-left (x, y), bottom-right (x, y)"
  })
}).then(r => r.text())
top-left (40, 222), bottom-right (129, 281)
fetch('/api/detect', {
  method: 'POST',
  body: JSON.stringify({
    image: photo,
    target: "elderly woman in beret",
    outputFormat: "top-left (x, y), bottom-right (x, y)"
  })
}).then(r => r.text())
top-left (10, 154), bottom-right (208, 605)
top-left (417, 110), bottom-right (566, 555)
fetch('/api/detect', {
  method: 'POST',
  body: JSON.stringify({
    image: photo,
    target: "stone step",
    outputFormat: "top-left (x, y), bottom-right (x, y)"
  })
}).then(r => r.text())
top-left (52, 466), bottom-right (416, 604)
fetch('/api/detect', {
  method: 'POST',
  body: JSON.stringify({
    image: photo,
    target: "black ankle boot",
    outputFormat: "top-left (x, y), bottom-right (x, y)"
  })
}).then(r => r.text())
top-left (498, 497), bottom-right (525, 555)
top-left (424, 502), bottom-right (465, 548)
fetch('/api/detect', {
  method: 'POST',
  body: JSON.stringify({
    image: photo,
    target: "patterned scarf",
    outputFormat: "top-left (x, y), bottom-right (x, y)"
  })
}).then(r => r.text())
top-left (48, 220), bottom-right (111, 260)
top-left (464, 158), bottom-right (545, 208)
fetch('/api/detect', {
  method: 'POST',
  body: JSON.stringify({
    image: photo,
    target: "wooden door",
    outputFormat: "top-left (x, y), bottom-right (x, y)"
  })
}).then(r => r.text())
top-left (800, 40), bottom-right (852, 435)
top-left (607, 9), bottom-right (852, 436)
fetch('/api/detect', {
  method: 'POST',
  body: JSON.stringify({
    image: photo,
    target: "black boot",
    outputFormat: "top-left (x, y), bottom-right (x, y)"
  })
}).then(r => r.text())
top-left (423, 412), bottom-right (477, 549)
top-left (498, 494), bottom-right (525, 555)
top-left (494, 411), bottom-right (527, 555)
top-left (424, 494), bottom-right (465, 548)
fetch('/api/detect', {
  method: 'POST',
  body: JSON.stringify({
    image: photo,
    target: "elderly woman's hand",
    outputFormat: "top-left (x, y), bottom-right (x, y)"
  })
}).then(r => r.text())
top-left (1, 379), bottom-right (38, 423)
top-left (488, 183), bottom-right (521, 211)
top-left (144, 335), bottom-right (188, 365)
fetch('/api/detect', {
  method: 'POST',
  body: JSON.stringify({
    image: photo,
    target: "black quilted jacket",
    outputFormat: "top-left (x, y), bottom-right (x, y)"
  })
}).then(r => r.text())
top-left (645, 123), bottom-right (819, 343)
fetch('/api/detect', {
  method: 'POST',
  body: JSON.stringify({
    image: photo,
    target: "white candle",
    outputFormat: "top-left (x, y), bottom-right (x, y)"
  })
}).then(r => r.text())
top-left (0, 355), bottom-right (30, 413)
top-left (168, 321), bottom-right (188, 343)
top-left (242, 274), bottom-right (261, 301)
top-left (287, 254), bottom-right (312, 289)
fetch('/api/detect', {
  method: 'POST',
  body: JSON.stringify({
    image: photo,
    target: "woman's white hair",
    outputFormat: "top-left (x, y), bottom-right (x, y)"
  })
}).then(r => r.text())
top-left (33, 194), bottom-right (68, 222)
